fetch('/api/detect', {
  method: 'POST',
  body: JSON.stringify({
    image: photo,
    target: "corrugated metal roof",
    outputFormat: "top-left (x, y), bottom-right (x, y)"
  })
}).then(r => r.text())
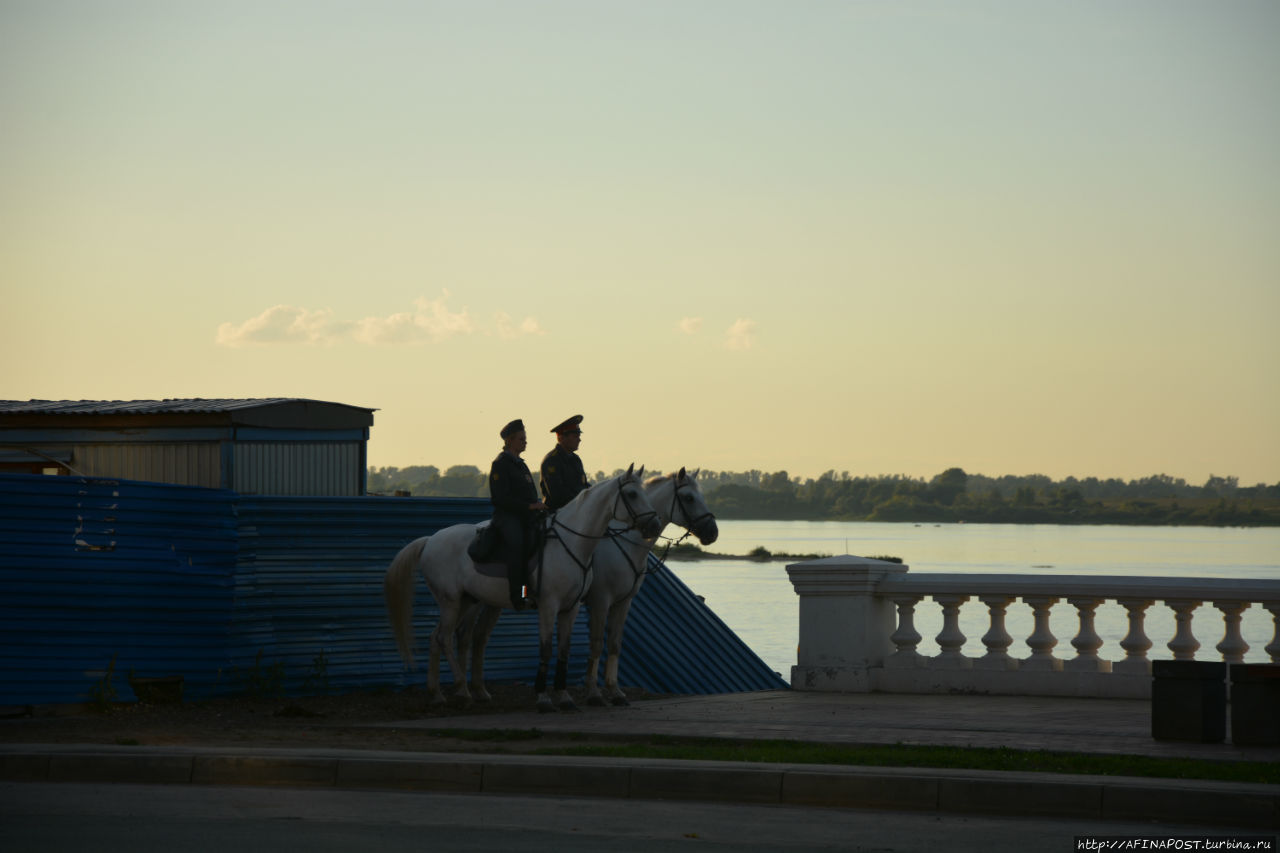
top-left (1, 474), bottom-right (786, 707)
top-left (0, 398), bottom-right (375, 416)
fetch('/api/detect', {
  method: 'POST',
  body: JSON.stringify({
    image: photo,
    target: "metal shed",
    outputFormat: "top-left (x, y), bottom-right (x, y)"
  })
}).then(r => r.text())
top-left (0, 398), bottom-right (374, 496)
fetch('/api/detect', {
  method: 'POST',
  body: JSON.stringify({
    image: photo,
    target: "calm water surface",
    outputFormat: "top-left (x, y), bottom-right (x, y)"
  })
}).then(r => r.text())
top-left (663, 521), bottom-right (1280, 682)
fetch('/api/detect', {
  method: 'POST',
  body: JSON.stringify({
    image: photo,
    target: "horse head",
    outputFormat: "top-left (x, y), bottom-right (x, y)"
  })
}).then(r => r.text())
top-left (616, 463), bottom-right (662, 539)
top-left (672, 466), bottom-right (718, 545)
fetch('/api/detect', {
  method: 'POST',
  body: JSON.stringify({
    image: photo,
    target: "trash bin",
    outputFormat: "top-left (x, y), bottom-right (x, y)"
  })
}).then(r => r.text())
top-left (1151, 660), bottom-right (1226, 743)
top-left (1229, 663), bottom-right (1280, 746)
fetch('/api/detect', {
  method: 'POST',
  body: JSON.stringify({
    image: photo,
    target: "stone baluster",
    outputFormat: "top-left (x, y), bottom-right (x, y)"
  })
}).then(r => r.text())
top-left (975, 594), bottom-right (1018, 670)
top-left (1213, 600), bottom-right (1250, 664)
top-left (1021, 596), bottom-right (1062, 671)
top-left (1164, 599), bottom-right (1202, 661)
top-left (887, 595), bottom-right (927, 669)
top-left (1114, 598), bottom-right (1155, 675)
top-left (1066, 597), bottom-right (1111, 672)
top-left (932, 594), bottom-right (972, 669)
top-left (1266, 603), bottom-right (1280, 663)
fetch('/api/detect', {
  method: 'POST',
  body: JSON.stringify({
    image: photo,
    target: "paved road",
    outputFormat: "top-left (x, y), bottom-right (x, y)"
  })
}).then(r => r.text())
top-left (5, 782), bottom-right (1271, 853)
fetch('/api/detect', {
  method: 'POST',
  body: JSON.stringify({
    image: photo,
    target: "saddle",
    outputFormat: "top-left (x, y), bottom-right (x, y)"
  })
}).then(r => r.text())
top-left (466, 520), bottom-right (549, 580)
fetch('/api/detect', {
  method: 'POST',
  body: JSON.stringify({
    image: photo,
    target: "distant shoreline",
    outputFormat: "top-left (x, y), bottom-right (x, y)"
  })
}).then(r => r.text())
top-left (660, 544), bottom-right (902, 563)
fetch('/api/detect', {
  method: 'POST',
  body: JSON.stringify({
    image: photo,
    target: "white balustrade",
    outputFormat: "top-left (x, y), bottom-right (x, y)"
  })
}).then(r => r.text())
top-left (1114, 597), bottom-right (1154, 676)
top-left (785, 556), bottom-right (1280, 698)
top-left (975, 594), bottom-right (1016, 671)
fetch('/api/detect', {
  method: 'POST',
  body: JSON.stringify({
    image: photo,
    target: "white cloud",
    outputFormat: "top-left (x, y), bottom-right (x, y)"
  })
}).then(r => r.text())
top-left (724, 318), bottom-right (757, 350)
top-left (215, 305), bottom-right (349, 347)
top-left (495, 313), bottom-right (545, 339)
top-left (354, 293), bottom-right (474, 344)
top-left (678, 317), bottom-right (703, 335)
top-left (217, 292), bottom-right (545, 347)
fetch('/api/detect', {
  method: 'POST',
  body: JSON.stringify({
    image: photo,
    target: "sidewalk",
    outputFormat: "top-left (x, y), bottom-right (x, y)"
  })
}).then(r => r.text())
top-left (393, 690), bottom-right (1280, 763)
top-left (3, 691), bottom-right (1277, 830)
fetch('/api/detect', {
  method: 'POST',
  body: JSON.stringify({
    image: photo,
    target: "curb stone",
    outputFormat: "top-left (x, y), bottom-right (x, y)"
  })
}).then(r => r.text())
top-left (2, 746), bottom-right (1276, 829)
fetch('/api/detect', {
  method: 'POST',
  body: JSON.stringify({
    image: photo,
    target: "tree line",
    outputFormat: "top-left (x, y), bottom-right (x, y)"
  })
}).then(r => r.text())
top-left (366, 465), bottom-right (1280, 526)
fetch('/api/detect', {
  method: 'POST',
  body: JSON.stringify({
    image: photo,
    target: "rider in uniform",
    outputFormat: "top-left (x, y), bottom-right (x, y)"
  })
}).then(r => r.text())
top-left (540, 414), bottom-right (589, 511)
top-left (489, 419), bottom-right (545, 610)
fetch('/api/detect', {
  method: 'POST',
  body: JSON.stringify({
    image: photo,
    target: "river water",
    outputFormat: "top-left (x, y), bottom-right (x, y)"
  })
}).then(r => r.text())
top-left (661, 520), bottom-right (1280, 682)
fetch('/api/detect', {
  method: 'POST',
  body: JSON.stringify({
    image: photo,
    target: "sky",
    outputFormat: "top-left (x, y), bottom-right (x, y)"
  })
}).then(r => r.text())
top-left (3, 1), bottom-right (1278, 486)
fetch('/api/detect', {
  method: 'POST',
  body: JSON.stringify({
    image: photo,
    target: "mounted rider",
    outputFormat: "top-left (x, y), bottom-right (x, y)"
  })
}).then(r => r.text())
top-left (488, 419), bottom-right (546, 610)
top-left (540, 414), bottom-right (589, 511)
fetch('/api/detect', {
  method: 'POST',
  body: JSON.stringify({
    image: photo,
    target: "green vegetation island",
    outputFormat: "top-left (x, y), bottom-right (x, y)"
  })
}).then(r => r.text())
top-left (368, 466), bottom-right (1280, 527)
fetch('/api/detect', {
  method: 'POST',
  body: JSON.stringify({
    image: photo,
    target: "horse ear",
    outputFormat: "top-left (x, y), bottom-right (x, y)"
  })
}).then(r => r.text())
top-left (626, 462), bottom-right (635, 477)
top-left (636, 465), bottom-right (645, 479)
top-left (678, 466), bottom-right (687, 481)
top-left (691, 468), bottom-right (701, 480)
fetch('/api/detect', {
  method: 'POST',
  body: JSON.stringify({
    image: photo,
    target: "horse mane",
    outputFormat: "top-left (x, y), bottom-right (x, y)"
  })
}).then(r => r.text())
top-left (561, 467), bottom-right (630, 513)
top-left (644, 473), bottom-right (676, 487)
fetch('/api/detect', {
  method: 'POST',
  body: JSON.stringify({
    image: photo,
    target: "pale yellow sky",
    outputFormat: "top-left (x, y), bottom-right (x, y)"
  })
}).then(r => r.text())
top-left (2, 1), bottom-right (1277, 485)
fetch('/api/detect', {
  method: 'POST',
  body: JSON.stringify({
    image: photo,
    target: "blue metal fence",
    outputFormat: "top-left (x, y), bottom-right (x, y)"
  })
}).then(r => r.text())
top-left (0, 474), bottom-right (785, 707)
top-left (0, 474), bottom-right (239, 705)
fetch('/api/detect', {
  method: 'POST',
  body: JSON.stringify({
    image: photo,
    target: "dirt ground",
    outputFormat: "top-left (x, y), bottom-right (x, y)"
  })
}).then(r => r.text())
top-left (0, 684), bottom-right (666, 754)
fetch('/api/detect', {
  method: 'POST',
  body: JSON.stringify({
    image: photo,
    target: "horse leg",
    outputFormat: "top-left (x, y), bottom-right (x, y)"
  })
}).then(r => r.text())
top-left (454, 599), bottom-right (480, 694)
top-left (426, 624), bottom-right (446, 705)
top-left (584, 600), bottom-right (609, 707)
top-left (554, 604), bottom-right (581, 712)
top-left (604, 598), bottom-right (636, 706)
top-left (468, 604), bottom-right (501, 702)
top-left (534, 605), bottom-right (557, 713)
top-left (434, 602), bottom-right (471, 707)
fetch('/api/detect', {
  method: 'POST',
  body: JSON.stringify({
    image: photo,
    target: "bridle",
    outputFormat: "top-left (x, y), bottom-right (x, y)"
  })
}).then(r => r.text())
top-left (542, 474), bottom-right (659, 597)
top-left (607, 477), bottom-right (717, 596)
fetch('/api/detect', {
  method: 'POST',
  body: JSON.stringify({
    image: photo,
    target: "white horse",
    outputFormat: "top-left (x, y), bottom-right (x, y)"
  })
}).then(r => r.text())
top-left (458, 468), bottom-right (718, 707)
top-left (385, 464), bottom-right (661, 712)
top-left (582, 468), bottom-right (718, 705)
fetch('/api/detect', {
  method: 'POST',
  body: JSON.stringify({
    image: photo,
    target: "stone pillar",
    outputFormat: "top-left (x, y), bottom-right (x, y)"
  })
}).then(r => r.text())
top-left (975, 594), bottom-right (1018, 671)
top-left (1165, 599), bottom-right (1202, 661)
top-left (1021, 595), bottom-right (1063, 671)
top-left (1213, 600), bottom-right (1250, 664)
top-left (1114, 597), bottom-right (1155, 676)
top-left (887, 595), bottom-right (927, 669)
top-left (933, 594), bottom-right (972, 669)
top-left (1065, 597), bottom-right (1111, 673)
top-left (786, 556), bottom-right (908, 692)
top-left (1266, 602), bottom-right (1280, 663)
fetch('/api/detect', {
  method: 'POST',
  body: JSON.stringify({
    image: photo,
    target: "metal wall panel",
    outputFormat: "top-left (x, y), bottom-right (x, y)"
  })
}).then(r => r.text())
top-left (74, 443), bottom-right (222, 488)
top-left (233, 442), bottom-right (361, 496)
top-left (1, 475), bottom-right (784, 707)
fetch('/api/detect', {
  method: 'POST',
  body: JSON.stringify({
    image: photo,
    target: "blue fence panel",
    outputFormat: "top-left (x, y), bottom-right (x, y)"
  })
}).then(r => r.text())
top-left (2, 476), bottom-right (786, 707)
top-left (617, 554), bottom-right (788, 693)
top-left (0, 474), bottom-right (239, 706)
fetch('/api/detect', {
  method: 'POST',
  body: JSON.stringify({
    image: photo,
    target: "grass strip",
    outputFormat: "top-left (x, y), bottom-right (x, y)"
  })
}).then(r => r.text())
top-left (521, 735), bottom-right (1279, 785)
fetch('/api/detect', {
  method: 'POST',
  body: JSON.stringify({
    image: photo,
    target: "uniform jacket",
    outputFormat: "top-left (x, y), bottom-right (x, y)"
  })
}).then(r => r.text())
top-left (489, 451), bottom-right (540, 519)
top-left (540, 443), bottom-right (588, 510)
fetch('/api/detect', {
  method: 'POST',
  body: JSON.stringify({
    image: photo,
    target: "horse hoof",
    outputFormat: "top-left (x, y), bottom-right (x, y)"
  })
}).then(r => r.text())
top-left (559, 699), bottom-right (581, 712)
top-left (473, 691), bottom-right (492, 703)
top-left (536, 698), bottom-right (557, 713)
top-left (586, 694), bottom-right (607, 707)
top-left (610, 695), bottom-right (631, 707)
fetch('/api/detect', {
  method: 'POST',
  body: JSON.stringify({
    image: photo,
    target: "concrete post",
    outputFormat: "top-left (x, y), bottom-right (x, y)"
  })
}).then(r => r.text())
top-left (785, 556), bottom-right (908, 692)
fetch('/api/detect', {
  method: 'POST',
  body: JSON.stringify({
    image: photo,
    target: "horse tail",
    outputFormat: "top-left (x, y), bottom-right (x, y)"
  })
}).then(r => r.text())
top-left (385, 536), bottom-right (428, 669)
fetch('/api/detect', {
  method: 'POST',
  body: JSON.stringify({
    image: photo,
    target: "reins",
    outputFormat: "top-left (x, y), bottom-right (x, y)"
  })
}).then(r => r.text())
top-left (540, 473), bottom-right (657, 601)
top-left (607, 477), bottom-right (716, 598)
